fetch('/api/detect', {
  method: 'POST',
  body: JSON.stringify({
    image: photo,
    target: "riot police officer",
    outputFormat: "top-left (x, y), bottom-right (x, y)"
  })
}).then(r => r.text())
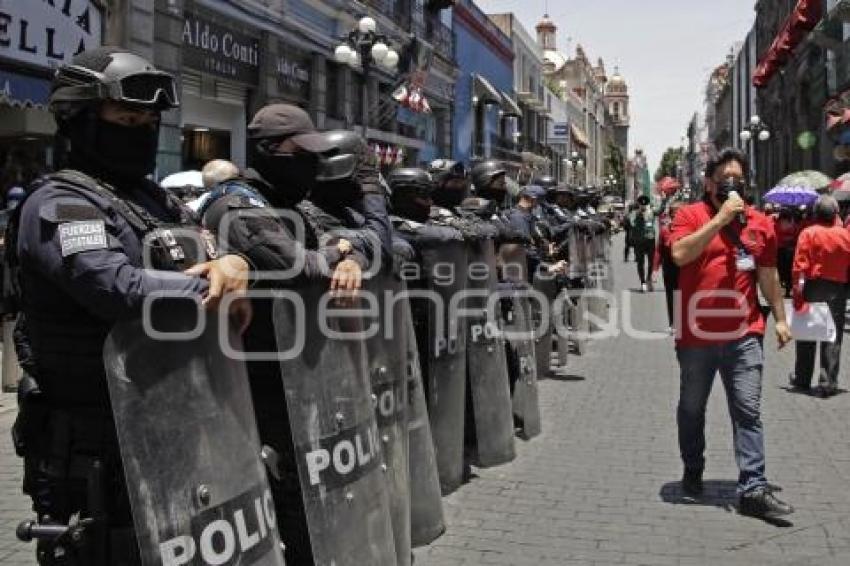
top-left (8, 47), bottom-right (250, 565)
top-left (471, 160), bottom-right (510, 209)
top-left (198, 104), bottom-right (391, 565)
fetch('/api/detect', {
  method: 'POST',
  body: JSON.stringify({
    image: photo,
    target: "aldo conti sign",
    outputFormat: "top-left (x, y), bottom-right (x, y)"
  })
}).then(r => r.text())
top-left (0, 0), bottom-right (103, 70)
top-left (182, 11), bottom-right (260, 85)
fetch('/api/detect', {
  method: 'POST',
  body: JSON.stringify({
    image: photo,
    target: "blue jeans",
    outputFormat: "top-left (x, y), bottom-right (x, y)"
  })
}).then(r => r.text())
top-left (676, 335), bottom-right (768, 494)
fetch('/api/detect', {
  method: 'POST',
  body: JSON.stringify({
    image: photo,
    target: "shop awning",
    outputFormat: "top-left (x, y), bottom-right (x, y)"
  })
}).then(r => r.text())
top-left (0, 70), bottom-right (51, 109)
top-left (500, 91), bottom-right (522, 116)
top-left (570, 123), bottom-right (590, 148)
top-left (473, 74), bottom-right (502, 105)
top-left (753, 0), bottom-right (824, 88)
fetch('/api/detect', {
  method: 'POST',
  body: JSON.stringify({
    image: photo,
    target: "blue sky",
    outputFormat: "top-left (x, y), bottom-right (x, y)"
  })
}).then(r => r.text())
top-left (474, 0), bottom-right (757, 173)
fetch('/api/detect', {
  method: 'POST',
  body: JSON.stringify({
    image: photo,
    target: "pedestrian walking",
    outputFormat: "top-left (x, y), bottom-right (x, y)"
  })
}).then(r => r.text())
top-left (670, 148), bottom-right (794, 519)
top-left (622, 203), bottom-right (635, 261)
top-left (789, 195), bottom-right (850, 397)
top-left (629, 195), bottom-right (659, 292)
top-left (657, 200), bottom-right (684, 330)
top-left (774, 207), bottom-right (801, 297)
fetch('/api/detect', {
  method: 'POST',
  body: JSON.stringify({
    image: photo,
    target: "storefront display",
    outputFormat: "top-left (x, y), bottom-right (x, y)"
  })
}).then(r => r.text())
top-left (179, 7), bottom-right (261, 170)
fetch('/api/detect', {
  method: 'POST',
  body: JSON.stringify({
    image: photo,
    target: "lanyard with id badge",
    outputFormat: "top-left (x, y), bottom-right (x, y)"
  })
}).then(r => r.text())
top-left (724, 225), bottom-right (756, 272)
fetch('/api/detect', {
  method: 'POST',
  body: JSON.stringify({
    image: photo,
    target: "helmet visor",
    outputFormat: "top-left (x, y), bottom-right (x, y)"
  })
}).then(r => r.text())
top-left (114, 72), bottom-right (179, 108)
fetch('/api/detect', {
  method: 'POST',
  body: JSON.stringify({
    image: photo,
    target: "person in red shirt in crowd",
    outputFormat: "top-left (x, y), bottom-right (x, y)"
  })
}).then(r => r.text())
top-left (789, 195), bottom-right (850, 397)
top-left (670, 148), bottom-right (793, 519)
top-left (774, 207), bottom-right (801, 297)
top-left (655, 200), bottom-right (684, 331)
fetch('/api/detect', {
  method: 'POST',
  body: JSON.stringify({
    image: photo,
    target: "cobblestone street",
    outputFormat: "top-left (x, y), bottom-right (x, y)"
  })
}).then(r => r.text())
top-left (1, 238), bottom-right (849, 566)
top-left (413, 237), bottom-right (850, 566)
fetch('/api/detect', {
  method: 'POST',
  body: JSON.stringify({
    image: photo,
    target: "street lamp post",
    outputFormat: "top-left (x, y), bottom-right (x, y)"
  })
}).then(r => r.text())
top-left (563, 150), bottom-right (585, 187)
top-left (739, 115), bottom-right (771, 201)
top-left (335, 17), bottom-right (399, 137)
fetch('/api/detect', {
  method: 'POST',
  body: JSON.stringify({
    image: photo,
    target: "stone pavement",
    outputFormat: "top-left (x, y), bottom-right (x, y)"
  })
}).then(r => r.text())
top-left (1, 396), bottom-right (33, 566)
top-left (0, 237), bottom-right (849, 565)
top-left (413, 236), bottom-right (850, 566)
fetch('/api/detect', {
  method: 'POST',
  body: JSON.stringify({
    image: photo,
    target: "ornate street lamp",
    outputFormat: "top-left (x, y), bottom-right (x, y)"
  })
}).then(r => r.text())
top-left (564, 150), bottom-right (585, 186)
top-left (335, 16), bottom-right (400, 136)
top-left (739, 115), bottom-right (771, 200)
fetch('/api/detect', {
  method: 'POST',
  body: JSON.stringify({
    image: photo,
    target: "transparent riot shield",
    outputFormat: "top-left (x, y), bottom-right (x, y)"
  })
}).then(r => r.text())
top-left (416, 241), bottom-right (469, 495)
top-left (273, 286), bottom-right (396, 566)
top-left (364, 271), bottom-right (411, 566)
top-left (405, 308), bottom-right (446, 547)
top-left (104, 312), bottom-right (285, 566)
top-left (464, 239), bottom-right (516, 468)
top-left (532, 270), bottom-right (558, 381)
top-left (503, 290), bottom-right (542, 440)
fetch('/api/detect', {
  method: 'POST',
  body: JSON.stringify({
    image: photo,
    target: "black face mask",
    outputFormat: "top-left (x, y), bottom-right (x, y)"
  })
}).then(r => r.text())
top-left (311, 178), bottom-right (362, 210)
top-left (252, 152), bottom-right (318, 207)
top-left (433, 184), bottom-right (468, 209)
top-left (712, 177), bottom-right (746, 204)
top-left (392, 194), bottom-right (431, 223)
top-left (71, 118), bottom-right (160, 182)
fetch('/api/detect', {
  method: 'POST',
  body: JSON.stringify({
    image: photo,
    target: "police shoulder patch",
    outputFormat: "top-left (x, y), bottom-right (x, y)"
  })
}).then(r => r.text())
top-left (58, 220), bottom-right (108, 257)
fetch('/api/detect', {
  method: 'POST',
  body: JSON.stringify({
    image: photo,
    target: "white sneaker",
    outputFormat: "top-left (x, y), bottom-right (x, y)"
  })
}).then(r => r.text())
top-left (641, 283), bottom-right (648, 293)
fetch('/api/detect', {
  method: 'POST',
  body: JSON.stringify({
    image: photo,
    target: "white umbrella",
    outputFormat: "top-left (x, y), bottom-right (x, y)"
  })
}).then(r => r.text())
top-left (160, 170), bottom-right (204, 189)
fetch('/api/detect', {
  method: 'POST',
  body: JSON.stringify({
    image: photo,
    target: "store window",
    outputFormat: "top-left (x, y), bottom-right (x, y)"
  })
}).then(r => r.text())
top-left (326, 62), bottom-right (344, 120)
top-left (181, 126), bottom-right (231, 171)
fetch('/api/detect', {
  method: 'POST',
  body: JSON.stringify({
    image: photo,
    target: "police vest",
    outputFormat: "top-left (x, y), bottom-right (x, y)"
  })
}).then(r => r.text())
top-left (5, 170), bottom-right (214, 406)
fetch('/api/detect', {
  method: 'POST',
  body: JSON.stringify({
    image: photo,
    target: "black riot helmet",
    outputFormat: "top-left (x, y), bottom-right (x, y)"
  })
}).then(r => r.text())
top-left (388, 167), bottom-right (434, 223)
top-left (428, 159), bottom-right (469, 208)
top-left (50, 47), bottom-right (179, 119)
top-left (471, 160), bottom-right (507, 201)
top-left (310, 129), bottom-right (382, 208)
top-left (49, 47), bottom-right (179, 181)
top-left (532, 175), bottom-right (557, 190)
top-left (316, 130), bottom-right (369, 182)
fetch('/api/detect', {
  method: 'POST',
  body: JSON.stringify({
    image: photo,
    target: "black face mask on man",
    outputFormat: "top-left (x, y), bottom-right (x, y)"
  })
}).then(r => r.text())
top-left (714, 176), bottom-right (746, 203)
top-left (251, 142), bottom-right (319, 207)
top-left (69, 117), bottom-right (160, 181)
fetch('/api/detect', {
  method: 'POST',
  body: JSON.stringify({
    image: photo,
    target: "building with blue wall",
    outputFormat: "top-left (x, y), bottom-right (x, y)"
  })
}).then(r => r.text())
top-left (452, 0), bottom-right (515, 166)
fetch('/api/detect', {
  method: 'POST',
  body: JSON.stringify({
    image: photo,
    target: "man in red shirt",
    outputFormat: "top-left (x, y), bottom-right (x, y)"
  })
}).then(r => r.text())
top-left (670, 148), bottom-right (793, 519)
top-left (790, 195), bottom-right (850, 397)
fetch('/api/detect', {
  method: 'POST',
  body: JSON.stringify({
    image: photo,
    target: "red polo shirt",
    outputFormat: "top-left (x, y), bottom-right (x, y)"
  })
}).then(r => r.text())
top-left (670, 201), bottom-right (777, 347)
top-left (792, 222), bottom-right (850, 284)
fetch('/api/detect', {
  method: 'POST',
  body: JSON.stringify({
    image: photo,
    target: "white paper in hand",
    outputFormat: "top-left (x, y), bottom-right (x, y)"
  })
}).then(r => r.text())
top-left (783, 300), bottom-right (837, 343)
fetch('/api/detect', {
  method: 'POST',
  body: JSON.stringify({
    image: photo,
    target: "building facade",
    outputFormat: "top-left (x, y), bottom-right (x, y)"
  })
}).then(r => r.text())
top-left (488, 13), bottom-right (553, 178)
top-left (451, 0), bottom-right (516, 168)
top-left (0, 0), bottom-right (106, 194)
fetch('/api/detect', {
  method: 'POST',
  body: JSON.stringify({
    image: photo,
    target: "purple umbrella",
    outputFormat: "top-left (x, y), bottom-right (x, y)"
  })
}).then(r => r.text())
top-left (763, 186), bottom-right (819, 206)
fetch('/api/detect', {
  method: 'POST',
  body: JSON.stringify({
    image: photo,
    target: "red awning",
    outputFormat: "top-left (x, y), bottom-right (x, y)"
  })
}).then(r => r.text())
top-left (753, 0), bottom-right (824, 88)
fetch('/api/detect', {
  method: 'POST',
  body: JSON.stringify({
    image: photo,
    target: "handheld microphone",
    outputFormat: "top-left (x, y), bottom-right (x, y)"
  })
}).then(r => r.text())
top-left (728, 190), bottom-right (747, 226)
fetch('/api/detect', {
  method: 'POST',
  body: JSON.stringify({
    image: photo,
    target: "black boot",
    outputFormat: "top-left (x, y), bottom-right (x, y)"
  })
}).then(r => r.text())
top-left (681, 468), bottom-right (703, 496)
top-left (739, 487), bottom-right (794, 519)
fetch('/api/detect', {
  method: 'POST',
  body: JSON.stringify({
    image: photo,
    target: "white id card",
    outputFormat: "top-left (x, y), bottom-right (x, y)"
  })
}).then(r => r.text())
top-left (736, 253), bottom-right (756, 272)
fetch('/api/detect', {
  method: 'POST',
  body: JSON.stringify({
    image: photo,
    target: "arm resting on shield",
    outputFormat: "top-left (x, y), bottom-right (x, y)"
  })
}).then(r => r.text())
top-left (203, 194), bottom-right (340, 285)
top-left (351, 190), bottom-right (393, 266)
top-left (18, 190), bottom-right (209, 322)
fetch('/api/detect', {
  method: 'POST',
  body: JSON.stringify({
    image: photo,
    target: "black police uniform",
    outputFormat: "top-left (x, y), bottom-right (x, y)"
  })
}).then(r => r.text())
top-left (9, 169), bottom-right (210, 565)
top-left (200, 168), bottom-right (378, 566)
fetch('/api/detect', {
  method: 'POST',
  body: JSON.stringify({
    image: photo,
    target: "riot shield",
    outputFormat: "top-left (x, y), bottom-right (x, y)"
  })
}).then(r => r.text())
top-left (532, 271), bottom-right (558, 380)
top-left (364, 271), bottom-right (411, 566)
top-left (503, 289), bottom-right (542, 440)
top-left (273, 286), bottom-right (396, 566)
top-left (415, 240), bottom-right (469, 495)
top-left (464, 238), bottom-right (516, 468)
top-left (405, 309), bottom-right (446, 547)
top-left (103, 313), bottom-right (285, 566)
